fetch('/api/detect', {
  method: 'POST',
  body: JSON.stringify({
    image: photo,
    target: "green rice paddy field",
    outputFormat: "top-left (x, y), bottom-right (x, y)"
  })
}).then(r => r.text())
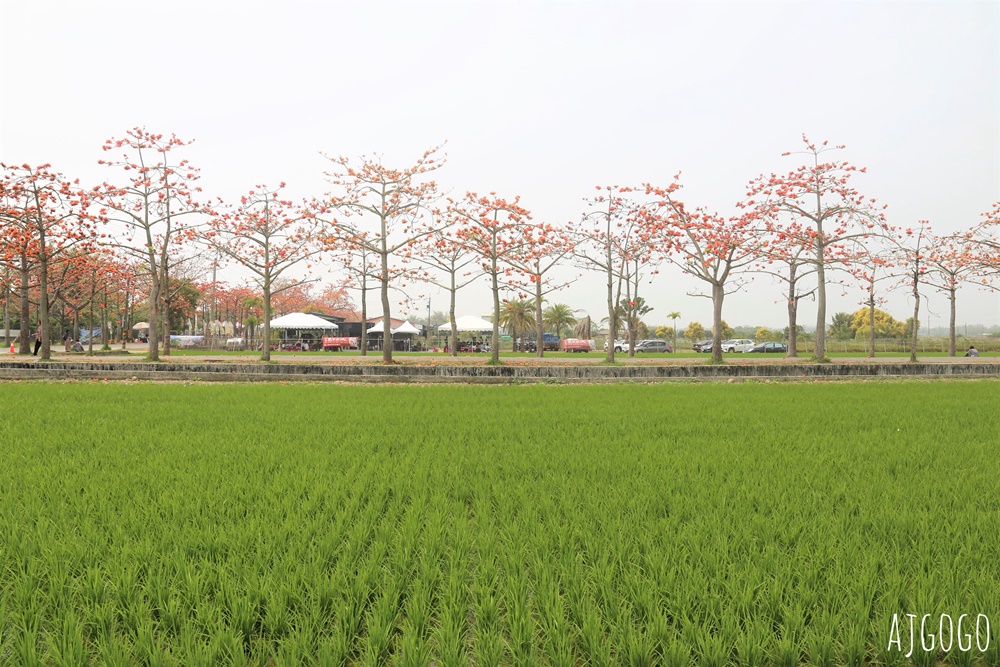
top-left (1, 381), bottom-right (999, 666)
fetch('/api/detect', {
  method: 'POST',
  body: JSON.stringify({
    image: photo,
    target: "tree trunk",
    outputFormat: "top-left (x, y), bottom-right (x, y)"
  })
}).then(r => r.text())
top-left (261, 279), bottom-right (272, 362)
top-left (605, 266), bottom-right (616, 364)
top-left (812, 170), bottom-right (827, 360)
top-left (88, 281), bottom-right (95, 355)
top-left (380, 251), bottom-right (392, 363)
top-left (148, 268), bottom-right (160, 361)
top-left (101, 288), bottom-right (109, 349)
top-left (868, 298), bottom-right (876, 358)
top-left (786, 297), bottom-right (799, 358)
top-left (360, 281), bottom-right (368, 357)
top-left (909, 275), bottom-right (920, 363)
top-left (535, 274), bottom-right (544, 358)
top-left (948, 287), bottom-right (957, 357)
top-left (449, 275), bottom-right (458, 358)
top-left (814, 243), bottom-right (827, 359)
top-left (162, 298), bottom-right (171, 355)
top-left (121, 289), bottom-right (130, 351)
top-left (490, 261), bottom-right (501, 364)
top-left (19, 254), bottom-right (30, 354)
top-left (37, 219), bottom-right (51, 360)
top-left (711, 283), bottom-right (725, 363)
top-left (786, 263), bottom-right (799, 357)
top-left (161, 260), bottom-right (172, 357)
top-left (2, 266), bottom-right (9, 350)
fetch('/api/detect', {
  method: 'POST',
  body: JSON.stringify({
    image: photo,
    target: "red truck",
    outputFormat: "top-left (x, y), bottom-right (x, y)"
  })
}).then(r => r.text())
top-left (322, 336), bottom-right (359, 351)
top-left (560, 338), bottom-right (596, 353)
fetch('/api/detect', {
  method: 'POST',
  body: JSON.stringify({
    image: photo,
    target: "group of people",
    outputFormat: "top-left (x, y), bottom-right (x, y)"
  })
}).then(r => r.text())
top-left (26, 328), bottom-right (84, 355)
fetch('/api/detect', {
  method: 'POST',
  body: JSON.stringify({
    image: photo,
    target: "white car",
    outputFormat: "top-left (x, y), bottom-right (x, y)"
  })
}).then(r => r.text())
top-left (722, 338), bottom-right (756, 353)
top-left (604, 339), bottom-right (628, 353)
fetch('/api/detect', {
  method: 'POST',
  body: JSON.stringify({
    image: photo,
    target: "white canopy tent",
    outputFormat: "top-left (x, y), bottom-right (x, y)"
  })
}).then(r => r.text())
top-left (269, 313), bottom-right (338, 330)
top-left (367, 319), bottom-right (420, 351)
top-left (267, 313), bottom-right (338, 350)
top-left (392, 321), bottom-right (420, 335)
top-left (437, 315), bottom-right (494, 332)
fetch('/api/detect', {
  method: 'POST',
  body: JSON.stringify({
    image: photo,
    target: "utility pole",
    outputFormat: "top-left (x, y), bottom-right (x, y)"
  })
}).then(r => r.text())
top-left (211, 253), bottom-right (220, 343)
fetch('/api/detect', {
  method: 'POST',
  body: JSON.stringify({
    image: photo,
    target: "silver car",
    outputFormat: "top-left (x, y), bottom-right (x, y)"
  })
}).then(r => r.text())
top-left (633, 339), bottom-right (674, 353)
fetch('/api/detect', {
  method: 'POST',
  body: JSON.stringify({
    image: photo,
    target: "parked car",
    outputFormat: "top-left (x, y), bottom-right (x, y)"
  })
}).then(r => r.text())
top-left (633, 339), bottom-right (673, 353)
top-left (604, 338), bottom-right (628, 353)
top-left (523, 333), bottom-right (561, 352)
top-left (693, 339), bottom-right (714, 352)
top-left (749, 341), bottom-right (788, 353)
top-left (722, 338), bottom-right (756, 353)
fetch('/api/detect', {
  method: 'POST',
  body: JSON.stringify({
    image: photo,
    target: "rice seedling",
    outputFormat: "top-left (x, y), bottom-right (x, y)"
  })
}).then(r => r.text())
top-left (0, 381), bottom-right (997, 665)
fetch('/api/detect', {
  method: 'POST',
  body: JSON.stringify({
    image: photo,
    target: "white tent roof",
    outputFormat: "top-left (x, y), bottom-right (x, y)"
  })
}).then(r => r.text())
top-left (438, 315), bottom-right (494, 333)
top-left (392, 321), bottom-right (420, 335)
top-left (269, 313), bottom-right (339, 330)
top-left (366, 319), bottom-right (418, 335)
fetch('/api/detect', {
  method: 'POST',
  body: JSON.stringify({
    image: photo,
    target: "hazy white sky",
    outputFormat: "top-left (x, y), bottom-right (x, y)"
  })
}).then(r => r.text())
top-left (2, 0), bottom-right (998, 330)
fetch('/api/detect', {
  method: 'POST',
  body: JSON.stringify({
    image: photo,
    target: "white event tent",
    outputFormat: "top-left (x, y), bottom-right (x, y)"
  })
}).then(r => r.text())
top-left (367, 319), bottom-right (421, 351)
top-left (437, 315), bottom-right (494, 332)
top-left (366, 320), bottom-right (420, 335)
top-left (269, 313), bottom-right (339, 330)
top-left (392, 321), bottom-right (420, 335)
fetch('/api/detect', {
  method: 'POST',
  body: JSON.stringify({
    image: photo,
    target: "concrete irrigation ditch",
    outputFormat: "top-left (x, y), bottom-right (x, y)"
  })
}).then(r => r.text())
top-left (1, 360), bottom-right (999, 383)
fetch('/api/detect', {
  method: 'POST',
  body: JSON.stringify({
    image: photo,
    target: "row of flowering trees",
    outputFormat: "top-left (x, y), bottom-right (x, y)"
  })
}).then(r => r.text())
top-left (3, 130), bottom-right (998, 362)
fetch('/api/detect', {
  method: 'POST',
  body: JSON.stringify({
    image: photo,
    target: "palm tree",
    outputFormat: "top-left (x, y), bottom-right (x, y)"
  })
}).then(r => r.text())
top-left (618, 297), bottom-right (652, 355)
top-left (543, 303), bottom-right (577, 339)
top-left (499, 299), bottom-right (535, 352)
top-left (242, 295), bottom-right (263, 351)
top-left (667, 311), bottom-right (681, 348)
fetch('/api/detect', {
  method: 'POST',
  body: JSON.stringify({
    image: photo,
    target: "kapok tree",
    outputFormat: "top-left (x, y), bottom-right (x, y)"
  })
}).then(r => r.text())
top-left (966, 201), bottom-right (1000, 279)
top-left (641, 178), bottom-right (769, 363)
top-left (96, 128), bottom-right (210, 361)
top-left (0, 202), bottom-right (37, 353)
top-left (504, 223), bottom-right (575, 357)
top-left (925, 236), bottom-right (993, 356)
top-left (841, 239), bottom-right (897, 358)
top-left (414, 225), bottom-right (482, 357)
top-left (305, 281), bottom-right (355, 318)
top-left (569, 186), bottom-right (646, 363)
top-left (37, 248), bottom-right (97, 349)
top-left (331, 239), bottom-right (385, 356)
top-left (269, 280), bottom-right (315, 317)
top-left (55, 248), bottom-right (122, 352)
top-left (753, 219), bottom-right (821, 357)
top-left (744, 136), bottom-right (888, 359)
top-left (215, 282), bottom-right (257, 341)
top-left (205, 185), bottom-right (321, 361)
top-left (1, 259), bottom-right (15, 346)
top-left (319, 145), bottom-right (445, 363)
top-left (0, 163), bottom-right (97, 358)
top-left (893, 221), bottom-right (932, 363)
top-left (105, 257), bottom-right (141, 349)
top-left (450, 192), bottom-right (532, 364)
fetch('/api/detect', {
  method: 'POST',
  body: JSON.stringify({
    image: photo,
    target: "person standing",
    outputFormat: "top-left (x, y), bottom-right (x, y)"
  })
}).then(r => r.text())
top-left (32, 326), bottom-right (42, 356)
